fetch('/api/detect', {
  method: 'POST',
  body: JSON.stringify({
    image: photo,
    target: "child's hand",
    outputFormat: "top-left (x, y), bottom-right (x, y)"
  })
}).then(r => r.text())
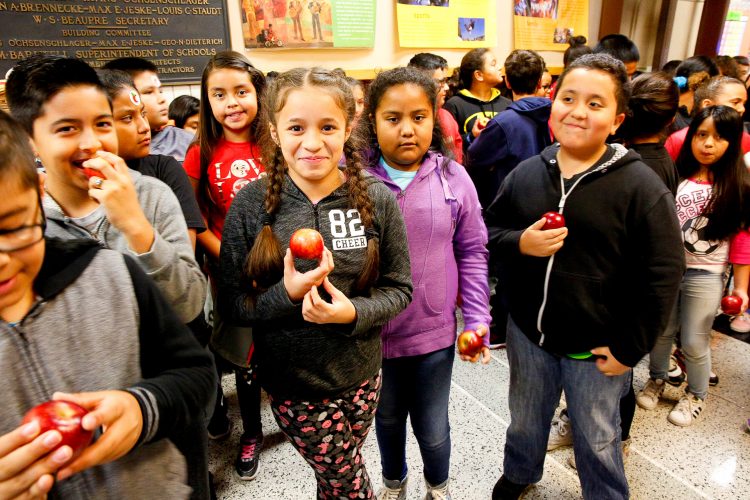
top-left (52, 390), bottom-right (142, 482)
top-left (0, 422), bottom-right (68, 499)
top-left (84, 151), bottom-right (155, 254)
top-left (732, 288), bottom-right (749, 312)
top-left (459, 324), bottom-right (491, 364)
top-left (302, 277), bottom-right (357, 324)
top-left (519, 217), bottom-right (567, 257)
top-left (471, 116), bottom-right (489, 138)
top-left (590, 347), bottom-right (630, 376)
top-left (283, 247), bottom-right (334, 302)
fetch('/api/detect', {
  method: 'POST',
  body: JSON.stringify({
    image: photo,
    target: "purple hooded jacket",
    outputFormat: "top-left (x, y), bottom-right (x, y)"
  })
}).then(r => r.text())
top-left (368, 152), bottom-right (491, 359)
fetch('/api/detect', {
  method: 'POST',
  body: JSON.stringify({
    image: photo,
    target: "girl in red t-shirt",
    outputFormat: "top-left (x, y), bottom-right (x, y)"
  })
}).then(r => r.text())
top-left (183, 50), bottom-right (267, 482)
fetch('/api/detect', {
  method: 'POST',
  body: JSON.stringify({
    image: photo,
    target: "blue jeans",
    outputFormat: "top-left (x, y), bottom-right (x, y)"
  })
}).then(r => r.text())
top-left (375, 346), bottom-right (454, 486)
top-left (649, 268), bottom-right (723, 400)
top-left (504, 318), bottom-right (630, 500)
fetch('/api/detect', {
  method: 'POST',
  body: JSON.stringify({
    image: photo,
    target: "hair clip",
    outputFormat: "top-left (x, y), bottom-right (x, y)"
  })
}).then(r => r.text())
top-left (261, 212), bottom-right (275, 226)
top-left (673, 76), bottom-right (687, 89)
top-left (365, 228), bottom-right (378, 239)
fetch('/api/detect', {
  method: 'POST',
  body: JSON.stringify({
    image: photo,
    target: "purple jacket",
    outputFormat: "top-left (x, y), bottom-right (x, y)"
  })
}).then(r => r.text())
top-left (368, 152), bottom-right (491, 359)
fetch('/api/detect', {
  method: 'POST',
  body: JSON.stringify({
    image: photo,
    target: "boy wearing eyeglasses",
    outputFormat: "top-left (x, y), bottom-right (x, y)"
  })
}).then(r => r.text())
top-left (0, 109), bottom-right (215, 498)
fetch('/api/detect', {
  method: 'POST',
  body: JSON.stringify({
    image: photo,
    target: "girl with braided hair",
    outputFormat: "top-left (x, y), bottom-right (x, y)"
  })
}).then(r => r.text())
top-left (217, 67), bottom-right (412, 498)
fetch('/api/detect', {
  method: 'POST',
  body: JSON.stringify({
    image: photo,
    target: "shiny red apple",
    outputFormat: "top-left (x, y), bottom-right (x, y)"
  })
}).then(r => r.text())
top-left (476, 116), bottom-right (489, 130)
top-left (542, 211), bottom-right (566, 230)
top-left (21, 400), bottom-right (93, 462)
top-left (82, 168), bottom-right (105, 180)
top-left (457, 329), bottom-right (483, 357)
top-left (289, 228), bottom-right (324, 260)
top-left (721, 295), bottom-right (743, 315)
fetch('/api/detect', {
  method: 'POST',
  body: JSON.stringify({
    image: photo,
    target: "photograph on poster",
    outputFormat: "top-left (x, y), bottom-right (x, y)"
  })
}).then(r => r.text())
top-left (398, 0), bottom-right (450, 6)
top-left (242, 0), bottom-right (334, 49)
top-left (459, 18), bottom-right (485, 42)
top-left (553, 27), bottom-right (574, 43)
top-left (514, 0), bottom-right (559, 19)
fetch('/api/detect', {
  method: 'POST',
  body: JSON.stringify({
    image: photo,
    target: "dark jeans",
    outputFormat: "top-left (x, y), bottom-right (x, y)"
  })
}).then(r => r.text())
top-left (375, 346), bottom-right (454, 486)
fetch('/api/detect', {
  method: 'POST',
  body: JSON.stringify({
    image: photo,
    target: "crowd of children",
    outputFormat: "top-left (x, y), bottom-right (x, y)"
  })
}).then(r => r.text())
top-left (1, 29), bottom-right (750, 500)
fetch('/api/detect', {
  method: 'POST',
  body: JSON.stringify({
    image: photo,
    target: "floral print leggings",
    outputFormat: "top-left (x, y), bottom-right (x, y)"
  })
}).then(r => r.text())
top-left (270, 373), bottom-right (381, 499)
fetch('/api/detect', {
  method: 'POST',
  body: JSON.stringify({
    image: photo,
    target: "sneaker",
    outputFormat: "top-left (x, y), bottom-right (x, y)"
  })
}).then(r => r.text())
top-left (425, 478), bottom-right (451, 500)
top-left (546, 410), bottom-right (573, 451)
top-left (207, 412), bottom-right (231, 441)
top-left (567, 437), bottom-right (631, 469)
top-left (636, 378), bottom-right (666, 410)
top-left (491, 475), bottom-right (530, 500)
top-left (377, 476), bottom-right (408, 500)
top-left (667, 392), bottom-right (705, 427)
top-left (235, 433), bottom-right (263, 480)
top-left (731, 313), bottom-right (750, 333)
top-left (709, 370), bottom-right (719, 386)
top-left (667, 355), bottom-right (686, 386)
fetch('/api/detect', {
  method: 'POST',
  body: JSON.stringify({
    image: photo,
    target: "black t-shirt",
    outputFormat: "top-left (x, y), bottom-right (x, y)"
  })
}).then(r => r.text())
top-left (127, 155), bottom-right (206, 233)
top-left (630, 143), bottom-right (679, 196)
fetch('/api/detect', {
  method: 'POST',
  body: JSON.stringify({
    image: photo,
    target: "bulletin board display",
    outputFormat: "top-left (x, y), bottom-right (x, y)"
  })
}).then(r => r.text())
top-left (241, 0), bottom-right (376, 50)
top-left (396, 0), bottom-right (495, 49)
top-left (513, 0), bottom-right (589, 52)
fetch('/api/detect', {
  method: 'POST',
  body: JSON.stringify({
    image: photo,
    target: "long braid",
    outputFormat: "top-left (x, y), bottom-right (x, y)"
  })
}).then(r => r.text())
top-left (245, 145), bottom-right (286, 296)
top-left (343, 140), bottom-right (380, 293)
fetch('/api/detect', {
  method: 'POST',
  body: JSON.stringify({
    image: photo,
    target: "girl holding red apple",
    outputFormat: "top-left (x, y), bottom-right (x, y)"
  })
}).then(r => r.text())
top-left (360, 67), bottom-right (491, 500)
top-left (637, 105), bottom-right (750, 427)
top-left (217, 68), bottom-right (412, 499)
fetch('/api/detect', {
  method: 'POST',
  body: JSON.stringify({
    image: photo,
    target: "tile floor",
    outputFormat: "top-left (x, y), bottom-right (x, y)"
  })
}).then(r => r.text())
top-left (208, 330), bottom-right (750, 499)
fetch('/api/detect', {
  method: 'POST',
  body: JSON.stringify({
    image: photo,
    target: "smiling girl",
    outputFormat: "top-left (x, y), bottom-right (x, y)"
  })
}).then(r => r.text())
top-left (217, 67), bottom-right (412, 498)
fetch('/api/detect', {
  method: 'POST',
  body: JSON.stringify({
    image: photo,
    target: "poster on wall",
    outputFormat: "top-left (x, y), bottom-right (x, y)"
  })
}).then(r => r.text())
top-left (241, 0), bottom-right (375, 49)
top-left (396, 0), bottom-right (495, 48)
top-left (513, 0), bottom-right (589, 52)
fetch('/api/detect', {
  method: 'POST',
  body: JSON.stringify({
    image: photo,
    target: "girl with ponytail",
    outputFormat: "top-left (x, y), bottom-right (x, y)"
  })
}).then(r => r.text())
top-left (217, 67), bottom-right (412, 498)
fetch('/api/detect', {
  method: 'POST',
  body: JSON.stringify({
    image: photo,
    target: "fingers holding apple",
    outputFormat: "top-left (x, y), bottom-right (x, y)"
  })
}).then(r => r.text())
top-left (0, 421), bottom-right (68, 499)
top-left (284, 247), bottom-right (335, 302)
top-left (721, 294), bottom-right (743, 316)
top-left (519, 217), bottom-right (568, 257)
top-left (458, 325), bottom-right (491, 364)
top-left (52, 390), bottom-right (142, 482)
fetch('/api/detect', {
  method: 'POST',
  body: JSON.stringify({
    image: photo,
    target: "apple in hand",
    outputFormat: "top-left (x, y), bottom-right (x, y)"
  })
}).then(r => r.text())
top-left (476, 116), bottom-right (489, 130)
top-left (289, 228), bottom-right (324, 260)
top-left (21, 400), bottom-right (93, 462)
top-left (721, 295), bottom-right (743, 315)
top-left (457, 329), bottom-right (483, 357)
top-left (82, 168), bottom-right (105, 180)
top-left (542, 211), bottom-right (565, 230)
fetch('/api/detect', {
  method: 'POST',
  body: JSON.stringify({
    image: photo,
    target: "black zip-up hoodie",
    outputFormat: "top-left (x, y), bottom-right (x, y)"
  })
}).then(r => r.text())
top-left (217, 173), bottom-right (412, 400)
top-left (486, 144), bottom-right (685, 366)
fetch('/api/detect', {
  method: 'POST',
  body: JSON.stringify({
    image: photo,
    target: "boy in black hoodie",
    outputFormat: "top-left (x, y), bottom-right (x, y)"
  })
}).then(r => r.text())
top-left (486, 54), bottom-right (684, 500)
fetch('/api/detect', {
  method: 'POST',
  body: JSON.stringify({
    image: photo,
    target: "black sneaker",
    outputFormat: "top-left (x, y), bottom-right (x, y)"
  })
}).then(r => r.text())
top-left (492, 475), bottom-right (530, 500)
top-left (235, 433), bottom-right (263, 481)
top-left (709, 370), bottom-right (719, 386)
top-left (207, 393), bottom-right (231, 441)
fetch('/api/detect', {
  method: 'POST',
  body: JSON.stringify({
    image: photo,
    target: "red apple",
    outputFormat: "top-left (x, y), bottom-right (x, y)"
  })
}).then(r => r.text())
top-left (289, 228), bottom-right (324, 260)
top-left (82, 168), bottom-right (105, 180)
top-left (21, 400), bottom-right (93, 462)
top-left (721, 295), bottom-right (743, 315)
top-left (457, 329), bottom-right (483, 357)
top-left (542, 211), bottom-right (566, 230)
top-left (476, 116), bottom-right (489, 130)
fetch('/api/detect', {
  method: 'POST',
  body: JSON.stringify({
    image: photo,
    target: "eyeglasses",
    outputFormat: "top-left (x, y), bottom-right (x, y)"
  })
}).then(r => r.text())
top-left (0, 220), bottom-right (45, 253)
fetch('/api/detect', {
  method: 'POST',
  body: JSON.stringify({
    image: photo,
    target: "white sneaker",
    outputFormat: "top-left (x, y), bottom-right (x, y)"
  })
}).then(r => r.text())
top-left (636, 378), bottom-right (666, 410)
top-left (425, 479), bottom-right (451, 500)
top-left (668, 392), bottom-right (705, 427)
top-left (377, 476), bottom-right (408, 500)
top-left (547, 410), bottom-right (573, 450)
top-left (731, 313), bottom-right (750, 333)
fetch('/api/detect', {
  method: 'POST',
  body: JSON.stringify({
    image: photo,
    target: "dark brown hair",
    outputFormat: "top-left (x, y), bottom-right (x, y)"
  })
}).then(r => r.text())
top-left (0, 110), bottom-right (39, 195)
top-left (246, 67), bottom-right (380, 296)
top-left (555, 53), bottom-right (631, 114)
top-left (197, 51), bottom-right (266, 229)
top-left (458, 48), bottom-right (490, 90)
top-left (620, 72), bottom-right (678, 141)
